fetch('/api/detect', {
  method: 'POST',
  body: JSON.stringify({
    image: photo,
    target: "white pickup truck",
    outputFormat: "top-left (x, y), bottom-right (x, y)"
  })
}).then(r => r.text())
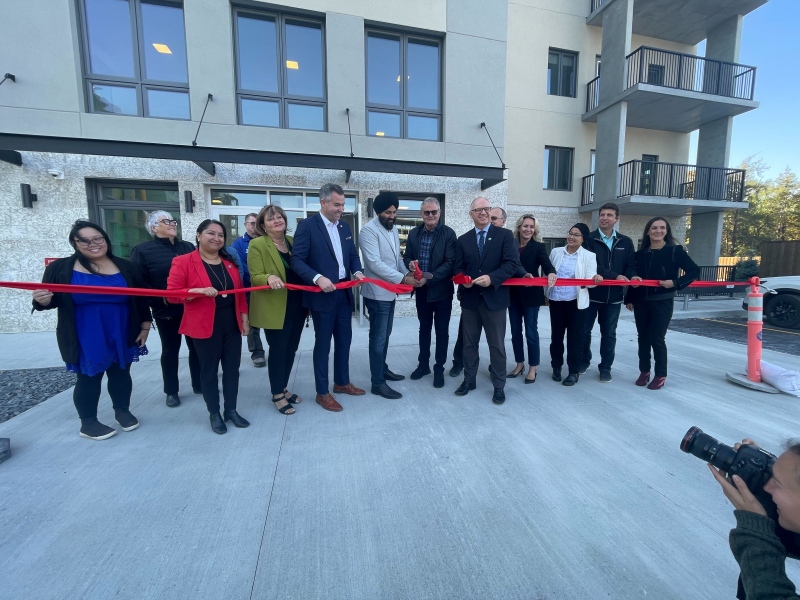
top-left (742, 276), bottom-right (800, 329)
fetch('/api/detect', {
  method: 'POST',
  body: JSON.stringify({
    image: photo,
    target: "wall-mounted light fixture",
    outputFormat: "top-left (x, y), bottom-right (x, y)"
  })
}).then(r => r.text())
top-left (184, 190), bottom-right (194, 213)
top-left (21, 184), bottom-right (37, 208)
top-left (0, 73), bottom-right (16, 87)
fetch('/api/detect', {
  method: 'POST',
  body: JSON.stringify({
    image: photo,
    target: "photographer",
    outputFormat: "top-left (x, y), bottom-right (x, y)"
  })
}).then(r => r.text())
top-left (710, 438), bottom-right (800, 599)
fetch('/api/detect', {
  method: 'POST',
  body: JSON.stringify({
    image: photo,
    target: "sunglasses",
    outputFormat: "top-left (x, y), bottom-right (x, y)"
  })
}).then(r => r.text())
top-left (422, 210), bottom-right (439, 216)
top-left (490, 215), bottom-right (505, 221)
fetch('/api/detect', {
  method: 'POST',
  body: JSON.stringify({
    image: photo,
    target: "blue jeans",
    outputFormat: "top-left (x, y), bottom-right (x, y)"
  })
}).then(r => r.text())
top-left (581, 302), bottom-right (622, 372)
top-left (508, 298), bottom-right (540, 367)
top-left (364, 298), bottom-right (396, 387)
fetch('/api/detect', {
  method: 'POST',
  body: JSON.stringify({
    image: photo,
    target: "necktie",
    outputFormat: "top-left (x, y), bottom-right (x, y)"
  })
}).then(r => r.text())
top-left (478, 230), bottom-right (486, 257)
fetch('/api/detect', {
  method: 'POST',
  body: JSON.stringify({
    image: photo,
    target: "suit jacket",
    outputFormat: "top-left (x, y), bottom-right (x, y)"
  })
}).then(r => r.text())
top-left (32, 255), bottom-right (152, 365)
top-left (359, 217), bottom-right (405, 301)
top-left (248, 234), bottom-right (295, 330)
top-left (512, 240), bottom-right (556, 308)
top-left (454, 224), bottom-right (519, 311)
top-left (291, 213), bottom-right (363, 312)
top-left (403, 222), bottom-right (457, 303)
top-left (166, 251), bottom-right (248, 339)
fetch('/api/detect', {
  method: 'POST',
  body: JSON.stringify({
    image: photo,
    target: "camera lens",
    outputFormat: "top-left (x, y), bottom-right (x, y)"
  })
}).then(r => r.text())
top-left (680, 426), bottom-right (738, 471)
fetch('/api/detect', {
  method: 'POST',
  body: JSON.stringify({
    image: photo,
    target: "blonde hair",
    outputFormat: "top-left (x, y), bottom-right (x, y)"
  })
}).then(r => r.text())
top-left (513, 214), bottom-right (541, 243)
top-left (255, 204), bottom-right (290, 237)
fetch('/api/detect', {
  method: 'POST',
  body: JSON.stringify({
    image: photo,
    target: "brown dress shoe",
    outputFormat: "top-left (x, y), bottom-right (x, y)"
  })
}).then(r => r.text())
top-left (333, 382), bottom-right (366, 396)
top-left (316, 393), bottom-right (343, 412)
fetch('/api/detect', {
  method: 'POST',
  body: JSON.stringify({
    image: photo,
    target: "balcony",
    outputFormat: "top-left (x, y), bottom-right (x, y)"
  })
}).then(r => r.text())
top-left (587, 0), bottom-right (768, 45)
top-left (580, 160), bottom-right (748, 215)
top-left (583, 47), bottom-right (758, 132)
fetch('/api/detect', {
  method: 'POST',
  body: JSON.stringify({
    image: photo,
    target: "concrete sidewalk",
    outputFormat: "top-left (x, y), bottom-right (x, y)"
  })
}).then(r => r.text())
top-left (2, 312), bottom-right (799, 599)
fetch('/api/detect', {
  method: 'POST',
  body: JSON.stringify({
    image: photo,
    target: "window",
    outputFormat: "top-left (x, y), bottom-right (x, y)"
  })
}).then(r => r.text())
top-left (79, 0), bottom-right (190, 119)
top-left (234, 9), bottom-right (326, 131)
top-left (88, 181), bottom-right (181, 258)
top-left (547, 49), bottom-right (577, 98)
top-left (543, 146), bottom-right (574, 191)
top-left (647, 64), bottom-right (665, 86)
top-left (543, 238), bottom-right (567, 255)
top-left (366, 30), bottom-right (442, 141)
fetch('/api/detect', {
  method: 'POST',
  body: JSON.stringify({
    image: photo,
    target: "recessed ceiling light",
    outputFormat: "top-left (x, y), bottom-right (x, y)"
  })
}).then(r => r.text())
top-left (152, 43), bottom-right (172, 54)
top-left (376, 132), bottom-right (385, 137)
top-left (286, 60), bottom-right (299, 69)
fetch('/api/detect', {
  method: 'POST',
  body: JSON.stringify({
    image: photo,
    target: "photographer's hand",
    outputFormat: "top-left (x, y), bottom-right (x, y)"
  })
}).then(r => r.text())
top-left (708, 464), bottom-right (768, 517)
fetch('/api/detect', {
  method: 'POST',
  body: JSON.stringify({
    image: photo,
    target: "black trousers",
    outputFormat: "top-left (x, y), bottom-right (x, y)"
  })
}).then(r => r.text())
top-left (155, 316), bottom-right (201, 395)
top-left (73, 362), bottom-right (132, 420)
top-left (264, 304), bottom-right (307, 396)
top-left (549, 299), bottom-right (586, 375)
top-left (461, 297), bottom-right (507, 389)
top-left (415, 287), bottom-right (452, 373)
top-left (245, 295), bottom-right (265, 359)
top-left (633, 299), bottom-right (674, 377)
top-left (191, 306), bottom-right (242, 414)
top-left (452, 315), bottom-right (464, 368)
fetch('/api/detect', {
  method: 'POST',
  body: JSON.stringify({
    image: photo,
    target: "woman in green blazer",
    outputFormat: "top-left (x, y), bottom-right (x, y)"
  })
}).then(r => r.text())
top-left (248, 205), bottom-right (308, 415)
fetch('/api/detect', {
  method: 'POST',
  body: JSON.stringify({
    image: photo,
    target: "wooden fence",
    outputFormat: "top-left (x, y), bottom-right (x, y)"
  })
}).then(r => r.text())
top-left (760, 241), bottom-right (800, 277)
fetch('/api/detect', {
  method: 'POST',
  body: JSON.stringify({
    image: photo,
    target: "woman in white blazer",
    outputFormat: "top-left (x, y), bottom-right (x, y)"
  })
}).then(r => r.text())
top-left (547, 223), bottom-right (602, 386)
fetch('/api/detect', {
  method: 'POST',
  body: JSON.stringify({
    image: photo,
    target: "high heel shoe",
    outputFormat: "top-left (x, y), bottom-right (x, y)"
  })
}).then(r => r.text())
top-left (272, 394), bottom-right (295, 415)
top-left (524, 370), bottom-right (537, 384)
top-left (635, 372), bottom-right (651, 387)
top-left (647, 376), bottom-right (666, 390)
top-left (209, 412), bottom-right (227, 435)
top-left (507, 364), bottom-right (525, 378)
top-left (223, 409), bottom-right (250, 428)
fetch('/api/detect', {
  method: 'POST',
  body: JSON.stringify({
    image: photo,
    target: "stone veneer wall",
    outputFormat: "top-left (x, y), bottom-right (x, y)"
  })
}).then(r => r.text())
top-left (0, 152), bottom-right (508, 332)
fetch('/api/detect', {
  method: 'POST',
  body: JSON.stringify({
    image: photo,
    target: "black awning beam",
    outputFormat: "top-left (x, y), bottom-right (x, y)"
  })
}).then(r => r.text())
top-left (481, 178), bottom-right (505, 191)
top-left (0, 133), bottom-right (504, 181)
top-left (193, 160), bottom-right (216, 176)
top-left (0, 149), bottom-right (22, 166)
top-left (191, 93), bottom-right (213, 147)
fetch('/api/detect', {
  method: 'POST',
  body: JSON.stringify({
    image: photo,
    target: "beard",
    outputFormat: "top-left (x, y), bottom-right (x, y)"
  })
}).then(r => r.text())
top-left (378, 215), bottom-right (395, 230)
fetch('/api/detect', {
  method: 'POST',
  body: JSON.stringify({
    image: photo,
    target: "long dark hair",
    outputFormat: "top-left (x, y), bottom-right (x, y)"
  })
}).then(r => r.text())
top-left (68, 220), bottom-right (115, 274)
top-left (640, 216), bottom-right (677, 250)
top-left (570, 222), bottom-right (591, 251)
top-left (196, 219), bottom-right (234, 261)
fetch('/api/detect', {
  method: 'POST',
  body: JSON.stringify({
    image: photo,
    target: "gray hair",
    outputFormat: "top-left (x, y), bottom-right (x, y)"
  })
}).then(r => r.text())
top-left (470, 196), bottom-right (490, 209)
top-left (320, 183), bottom-right (344, 203)
top-left (421, 197), bottom-right (440, 209)
top-left (491, 207), bottom-right (507, 220)
top-left (145, 210), bottom-right (173, 236)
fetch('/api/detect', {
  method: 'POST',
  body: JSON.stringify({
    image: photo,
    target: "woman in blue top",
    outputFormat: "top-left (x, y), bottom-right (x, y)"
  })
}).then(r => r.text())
top-left (33, 221), bottom-right (152, 440)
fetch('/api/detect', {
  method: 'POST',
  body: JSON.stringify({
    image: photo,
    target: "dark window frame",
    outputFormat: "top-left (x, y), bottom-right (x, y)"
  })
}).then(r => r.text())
top-left (76, 0), bottom-right (191, 119)
top-left (365, 28), bottom-right (443, 141)
top-left (544, 146), bottom-right (574, 192)
top-left (232, 8), bottom-right (327, 131)
top-left (548, 48), bottom-right (578, 98)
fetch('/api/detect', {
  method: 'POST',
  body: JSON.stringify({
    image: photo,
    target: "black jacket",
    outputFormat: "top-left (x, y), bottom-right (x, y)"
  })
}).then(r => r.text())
top-left (587, 230), bottom-right (638, 304)
top-left (511, 240), bottom-right (556, 307)
top-left (454, 224), bottom-right (519, 311)
top-left (32, 255), bottom-right (152, 365)
top-left (402, 222), bottom-right (457, 303)
top-left (625, 244), bottom-right (700, 303)
top-left (129, 236), bottom-right (195, 319)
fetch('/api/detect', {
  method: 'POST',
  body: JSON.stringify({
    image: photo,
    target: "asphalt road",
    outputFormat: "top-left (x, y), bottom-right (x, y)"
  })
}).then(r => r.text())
top-left (669, 316), bottom-right (800, 357)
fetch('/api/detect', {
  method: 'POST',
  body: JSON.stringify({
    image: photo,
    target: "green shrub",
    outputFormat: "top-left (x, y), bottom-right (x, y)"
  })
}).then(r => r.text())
top-left (734, 258), bottom-right (759, 281)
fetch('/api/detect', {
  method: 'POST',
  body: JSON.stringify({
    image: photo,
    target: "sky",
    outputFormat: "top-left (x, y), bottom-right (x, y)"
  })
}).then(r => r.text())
top-left (693, 0), bottom-right (800, 180)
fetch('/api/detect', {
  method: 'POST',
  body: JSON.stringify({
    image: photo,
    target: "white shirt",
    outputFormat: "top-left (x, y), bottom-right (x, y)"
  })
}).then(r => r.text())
top-left (549, 248), bottom-right (579, 302)
top-left (319, 213), bottom-right (346, 280)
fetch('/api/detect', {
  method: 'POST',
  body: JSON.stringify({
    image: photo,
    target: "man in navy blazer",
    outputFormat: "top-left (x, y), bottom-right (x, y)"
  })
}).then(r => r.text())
top-left (453, 197), bottom-right (519, 405)
top-left (292, 183), bottom-right (366, 412)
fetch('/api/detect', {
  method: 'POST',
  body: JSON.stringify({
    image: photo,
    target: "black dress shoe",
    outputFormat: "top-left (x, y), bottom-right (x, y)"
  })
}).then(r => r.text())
top-left (433, 371), bottom-right (445, 388)
top-left (562, 373), bottom-right (580, 387)
top-left (410, 366), bottom-right (431, 380)
top-left (384, 370), bottom-right (405, 382)
top-left (449, 365), bottom-right (463, 378)
top-left (210, 412), bottom-right (227, 435)
top-left (165, 393), bottom-right (181, 407)
top-left (552, 368), bottom-right (562, 382)
top-left (371, 383), bottom-right (403, 399)
top-left (492, 388), bottom-right (505, 404)
top-left (223, 409), bottom-right (250, 428)
top-left (454, 381), bottom-right (476, 396)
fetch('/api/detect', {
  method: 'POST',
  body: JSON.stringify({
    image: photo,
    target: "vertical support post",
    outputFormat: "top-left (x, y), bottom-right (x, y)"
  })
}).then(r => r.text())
top-left (746, 276), bottom-right (763, 383)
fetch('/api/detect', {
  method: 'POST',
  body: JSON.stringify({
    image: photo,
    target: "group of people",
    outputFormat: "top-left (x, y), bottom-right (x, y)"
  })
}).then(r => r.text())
top-left (32, 183), bottom-right (699, 439)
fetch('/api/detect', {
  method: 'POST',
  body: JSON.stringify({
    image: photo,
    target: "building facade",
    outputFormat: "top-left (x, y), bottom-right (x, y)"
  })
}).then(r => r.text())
top-left (0, 0), bottom-right (766, 332)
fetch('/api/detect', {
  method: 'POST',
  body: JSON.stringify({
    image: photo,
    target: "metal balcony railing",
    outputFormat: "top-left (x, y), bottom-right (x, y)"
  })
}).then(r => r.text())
top-left (581, 174), bottom-right (595, 206)
top-left (590, 0), bottom-right (607, 13)
top-left (586, 76), bottom-right (600, 112)
top-left (627, 46), bottom-right (756, 100)
top-left (619, 160), bottom-right (746, 202)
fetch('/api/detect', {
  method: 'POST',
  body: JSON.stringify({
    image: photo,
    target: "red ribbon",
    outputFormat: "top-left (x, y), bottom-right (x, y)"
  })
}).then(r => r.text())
top-left (451, 274), bottom-right (748, 288)
top-left (413, 262), bottom-right (423, 281)
top-left (2, 277), bottom-right (413, 299)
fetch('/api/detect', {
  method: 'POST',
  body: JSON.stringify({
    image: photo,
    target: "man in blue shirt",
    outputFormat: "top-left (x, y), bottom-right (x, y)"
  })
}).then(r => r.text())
top-left (231, 213), bottom-right (265, 367)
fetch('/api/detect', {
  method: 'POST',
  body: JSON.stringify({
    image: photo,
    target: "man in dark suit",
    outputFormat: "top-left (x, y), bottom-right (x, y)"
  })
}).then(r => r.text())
top-left (453, 197), bottom-right (519, 404)
top-left (292, 183), bottom-right (366, 412)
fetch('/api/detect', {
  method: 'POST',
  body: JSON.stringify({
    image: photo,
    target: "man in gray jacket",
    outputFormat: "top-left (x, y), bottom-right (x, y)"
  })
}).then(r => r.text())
top-left (360, 192), bottom-right (420, 399)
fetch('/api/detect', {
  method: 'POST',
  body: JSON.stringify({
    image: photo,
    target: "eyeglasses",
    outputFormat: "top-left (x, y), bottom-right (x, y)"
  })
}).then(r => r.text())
top-left (470, 207), bottom-right (492, 214)
top-left (159, 219), bottom-right (178, 227)
top-left (74, 236), bottom-right (106, 247)
top-left (245, 221), bottom-right (257, 226)
top-left (422, 210), bottom-right (439, 217)
top-left (567, 232), bottom-right (583, 238)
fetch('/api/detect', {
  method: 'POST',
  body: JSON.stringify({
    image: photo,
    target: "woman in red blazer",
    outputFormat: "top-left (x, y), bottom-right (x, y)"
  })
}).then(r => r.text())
top-left (167, 219), bottom-right (250, 435)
